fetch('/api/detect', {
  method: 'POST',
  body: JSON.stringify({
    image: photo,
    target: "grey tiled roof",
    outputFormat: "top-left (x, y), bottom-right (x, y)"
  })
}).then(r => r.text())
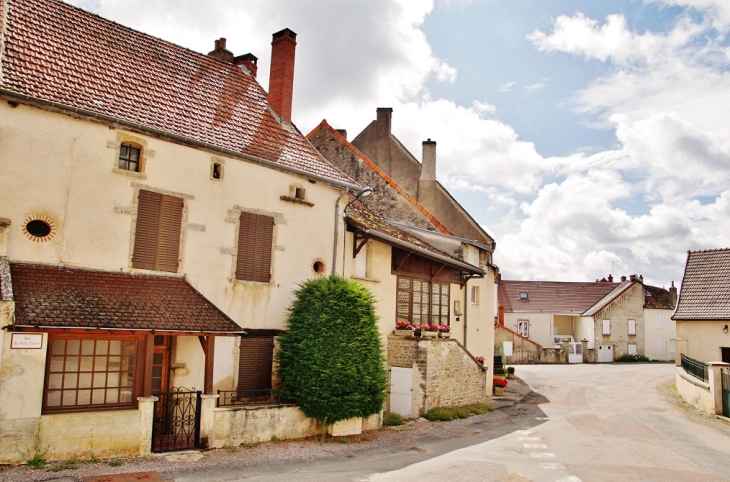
top-left (673, 248), bottom-right (730, 320)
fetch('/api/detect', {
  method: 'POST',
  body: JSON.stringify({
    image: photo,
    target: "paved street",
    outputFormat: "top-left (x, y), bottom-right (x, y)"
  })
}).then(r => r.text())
top-left (368, 363), bottom-right (730, 482)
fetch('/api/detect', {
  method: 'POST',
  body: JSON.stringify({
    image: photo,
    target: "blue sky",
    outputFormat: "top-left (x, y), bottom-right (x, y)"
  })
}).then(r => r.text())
top-left (67, 0), bottom-right (730, 287)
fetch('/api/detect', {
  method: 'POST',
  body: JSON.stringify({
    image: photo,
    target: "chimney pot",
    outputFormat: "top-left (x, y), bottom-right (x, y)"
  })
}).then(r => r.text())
top-left (420, 138), bottom-right (437, 182)
top-left (630, 274), bottom-right (636, 282)
top-left (234, 53), bottom-right (258, 78)
top-left (621, 276), bottom-right (627, 282)
top-left (208, 37), bottom-right (234, 63)
top-left (608, 274), bottom-right (613, 282)
top-left (269, 28), bottom-right (297, 122)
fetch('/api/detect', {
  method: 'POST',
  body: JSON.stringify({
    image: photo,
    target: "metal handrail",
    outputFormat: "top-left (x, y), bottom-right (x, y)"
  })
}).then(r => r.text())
top-left (681, 353), bottom-right (708, 382)
top-left (217, 389), bottom-right (281, 407)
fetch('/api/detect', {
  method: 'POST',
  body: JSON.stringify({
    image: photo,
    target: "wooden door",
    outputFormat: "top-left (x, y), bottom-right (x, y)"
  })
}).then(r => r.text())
top-left (151, 335), bottom-right (171, 396)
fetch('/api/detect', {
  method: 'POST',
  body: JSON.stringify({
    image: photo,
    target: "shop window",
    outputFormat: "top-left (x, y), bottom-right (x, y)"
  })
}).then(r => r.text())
top-left (44, 336), bottom-right (141, 413)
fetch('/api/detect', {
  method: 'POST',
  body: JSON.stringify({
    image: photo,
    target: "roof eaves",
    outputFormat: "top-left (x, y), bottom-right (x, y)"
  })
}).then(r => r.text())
top-left (308, 120), bottom-right (452, 235)
top-left (582, 281), bottom-right (636, 317)
top-left (392, 221), bottom-right (494, 253)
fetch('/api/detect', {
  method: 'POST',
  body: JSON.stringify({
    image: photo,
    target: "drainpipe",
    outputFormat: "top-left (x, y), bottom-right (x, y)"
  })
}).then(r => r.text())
top-left (332, 189), bottom-right (350, 275)
top-left (463, 279), bottom-right (469, 349)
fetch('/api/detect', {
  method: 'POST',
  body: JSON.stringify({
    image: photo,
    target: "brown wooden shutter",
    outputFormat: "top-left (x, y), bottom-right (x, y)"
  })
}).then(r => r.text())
top-left (238, 337), bottom-right (273, 392)
top-left (156, 195), bottom-right (183, 272)
top-left (132, 190), bottom-right (182, 273)
top-left (236, 212), bottom-right (273, 282)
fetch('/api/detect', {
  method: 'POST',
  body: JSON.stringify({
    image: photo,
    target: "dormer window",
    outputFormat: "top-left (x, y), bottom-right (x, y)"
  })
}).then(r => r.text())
top-left (519, 291), bottom-right (528, 299)
top-left (119, 143), bottom-right (141, 172)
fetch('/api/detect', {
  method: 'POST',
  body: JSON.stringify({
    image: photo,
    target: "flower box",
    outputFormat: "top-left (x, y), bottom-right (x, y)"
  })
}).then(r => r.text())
top-left (393, 329), bottom-right (412, 337)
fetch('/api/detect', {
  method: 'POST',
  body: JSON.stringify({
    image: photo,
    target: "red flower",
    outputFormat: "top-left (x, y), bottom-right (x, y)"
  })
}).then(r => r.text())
top-left (493, 378), bottom-right (508, 388)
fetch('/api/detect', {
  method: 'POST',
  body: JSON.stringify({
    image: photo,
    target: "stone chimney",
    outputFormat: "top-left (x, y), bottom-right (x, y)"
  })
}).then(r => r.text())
top-left (630, 274), bottom-right (636, 282)
top-left (208, 38), bottom-right (234, 63)
top-left (608, 274), bottom-right (613, 282)
top-left (621, 276), bottom-right (627, 282)
top-left (234, 53), bottom-right (258, 78)
top-left (336, 129), bottom-right (347, 140)
top-left (669, 281), bottom-right (678, 307)
top-left (420, 139), bottom-right (436, 182)
top-left (268, 28), bottom-right (297, 122)
top-left (373, 107), bottom-right (393, 175)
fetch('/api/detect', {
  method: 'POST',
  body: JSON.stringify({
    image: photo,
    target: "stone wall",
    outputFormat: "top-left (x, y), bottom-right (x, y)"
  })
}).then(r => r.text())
top-left (388, 335), bottom-right (487, 415)
top-left (494, 325), bottom-right (541, 364)
top-left (309, 127), bottom-right (437, 231)
top-left (594, 283), bottom-right (646, 358)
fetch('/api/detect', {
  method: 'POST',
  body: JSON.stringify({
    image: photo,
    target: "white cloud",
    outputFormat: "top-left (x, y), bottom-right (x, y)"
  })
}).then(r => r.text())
top-left (498, 81), bottom-right (517, 92)
top-left (523, 80), bottom-right (548, 95)
top-left (648, 0), bottom-right (730, 30)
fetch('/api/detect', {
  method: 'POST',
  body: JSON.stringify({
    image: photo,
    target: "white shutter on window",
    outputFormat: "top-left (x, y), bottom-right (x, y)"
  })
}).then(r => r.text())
top-left (602, 319), bottom-right (611, 335)
top-left (628, 344), bottom-right (637, 355)
top-left (628, 319), bottom-right (636, 335)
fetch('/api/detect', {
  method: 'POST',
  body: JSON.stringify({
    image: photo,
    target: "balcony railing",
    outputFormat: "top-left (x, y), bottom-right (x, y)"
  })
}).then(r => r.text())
top-left (680, 353), bottom-right (708, 383)
top-left (217, 389), bottom-right (281, 407)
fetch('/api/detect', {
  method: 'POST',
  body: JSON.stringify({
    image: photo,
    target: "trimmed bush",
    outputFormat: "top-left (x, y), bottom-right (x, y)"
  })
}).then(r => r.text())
top-left (422, 403), bottom-right (494, 421)
top-left (276, 275), bottom-right (387, 425)
top-left (382, 411), bottom-right (405, 427)
top-left (616, 354), bottom-right (650, 362)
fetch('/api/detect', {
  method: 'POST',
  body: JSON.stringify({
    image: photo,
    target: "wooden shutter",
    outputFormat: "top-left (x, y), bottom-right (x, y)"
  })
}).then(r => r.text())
top-left (132, 190), bottom-right (182, 273)
top-left (236, 212), bottom-right (274, 282)
top-left (238, 337), bottom-right (274, 391)
top-left (156, 195), bottom-right (183, 272)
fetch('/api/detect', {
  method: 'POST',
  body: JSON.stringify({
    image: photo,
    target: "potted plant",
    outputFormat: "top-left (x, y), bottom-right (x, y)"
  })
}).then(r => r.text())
top-left (493, 377), bottom-right (507, 396)
top-left (421, 324), bottom-right (438, 338)
top-left (394, 321), bottom-right (414, 336)
top-left (413, 325), bottom-right (422, 337)
top-left (507, 366), bottom-right (515, 379)
top-left (475, 355), bottom-right (485, 366)
top-left (437, 325), bottom-right (451, 338)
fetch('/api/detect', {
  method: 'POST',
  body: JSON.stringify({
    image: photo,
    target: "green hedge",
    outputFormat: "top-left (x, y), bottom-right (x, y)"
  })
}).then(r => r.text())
top-left (276, 275), bottom-right (387, 424)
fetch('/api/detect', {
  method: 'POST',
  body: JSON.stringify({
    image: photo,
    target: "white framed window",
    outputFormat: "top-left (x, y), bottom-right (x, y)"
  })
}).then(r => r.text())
top-left (628, 343), bottom-right (637, 355)
top-left (628, 319), bottom-right (636, 336)
top-left (517, 320), bottom-right (529, 338)
top-left (471, 285), bottom-right (480, 305)
top-left (602, 319), bottom-right (611, 335)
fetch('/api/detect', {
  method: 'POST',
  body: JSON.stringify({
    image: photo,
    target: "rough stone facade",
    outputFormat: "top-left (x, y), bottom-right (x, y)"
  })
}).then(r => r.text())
top-left (593, 282), bottom-right (645, 359)
top-left (309, 127), bottom-right (439, 231)
top-left (387, 336), bottom-right (487, 415)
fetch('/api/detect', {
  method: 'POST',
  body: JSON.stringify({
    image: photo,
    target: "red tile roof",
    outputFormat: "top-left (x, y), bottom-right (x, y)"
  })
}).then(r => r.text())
top-left (0, 0), bottom-right (354, 185)
top-left (582, 281), bottom-right (637, 317)
top-left (673, 248), bottom-right (730, 320)
top-left (307, 120), bottom-right (452, 235)
top-left (10, 263), bottom-right (244, 333)
top-left (499, 280), bottom-right (619, 314)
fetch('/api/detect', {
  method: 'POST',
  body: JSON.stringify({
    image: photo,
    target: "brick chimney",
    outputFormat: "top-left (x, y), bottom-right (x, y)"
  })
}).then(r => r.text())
top-left (608, 274), bottom-right (613, 282)
top-left (621, 275), bottom-right (627, 282)
top-left (268, 28), bottom-right (297, 122)
top-left (234, 53), bottom-right (258, 78)
top-left (420, 139), bottom-right (436, 182)
top-left (498, 305), bottom-right (505, 326)
top-left (669, 281), bottom-right (678, 307)
top-left (208, 38), bottom-right (234, 63)
top-left (374, 108), bottom-right (393, 174)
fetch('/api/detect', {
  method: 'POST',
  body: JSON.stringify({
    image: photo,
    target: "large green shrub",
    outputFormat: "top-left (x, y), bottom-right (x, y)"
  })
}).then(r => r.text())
top-left (276, 275), bottom-right (387, 424)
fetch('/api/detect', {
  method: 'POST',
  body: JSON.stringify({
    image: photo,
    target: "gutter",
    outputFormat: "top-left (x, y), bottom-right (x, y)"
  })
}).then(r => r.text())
top-left (361, 229), bottom-right (485, 275)
top-left (0, 89), bottom-right (361, 192)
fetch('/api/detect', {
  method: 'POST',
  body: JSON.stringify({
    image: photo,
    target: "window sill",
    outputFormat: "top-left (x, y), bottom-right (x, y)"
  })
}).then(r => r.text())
top-left (351, 275), bottom-right (380, 283)
top-left (113, 167), bottom-right (147, 180)
top-left (280, 195), bottom-right (314, 207)
top-left (230, 278), bottom-right (273, 287)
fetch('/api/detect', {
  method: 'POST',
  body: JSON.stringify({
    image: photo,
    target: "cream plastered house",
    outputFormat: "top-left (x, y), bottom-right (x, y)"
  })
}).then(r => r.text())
top-left (673, 248), bottom-right (730, 416)
top-left (0, 0), bottom-right (365, 463)
top-left (309, 121), bottom-right (497, 395)
top-left (644, 283), bottom-right (678, 361)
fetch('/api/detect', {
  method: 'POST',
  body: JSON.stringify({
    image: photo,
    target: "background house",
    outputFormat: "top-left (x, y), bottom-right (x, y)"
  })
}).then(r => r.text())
top-left (672, 248), bottom-right (730, 416)
top-left (644, 283), bottom-right (678, 361)
top-left (309, 120), bottom-right (497, 397)
top-left (0, 0), bottom-right (359, 462)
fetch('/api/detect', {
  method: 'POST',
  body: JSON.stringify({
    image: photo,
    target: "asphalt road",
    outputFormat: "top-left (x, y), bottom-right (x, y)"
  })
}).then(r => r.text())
top-left (367, 363), bottom-right (730, 482)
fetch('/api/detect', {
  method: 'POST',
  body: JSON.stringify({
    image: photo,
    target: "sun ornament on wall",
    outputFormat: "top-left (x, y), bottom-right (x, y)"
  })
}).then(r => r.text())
top-left (22, 214), bottom-right (56, 242)
top-left (311, 258), bottom-right (327, 276)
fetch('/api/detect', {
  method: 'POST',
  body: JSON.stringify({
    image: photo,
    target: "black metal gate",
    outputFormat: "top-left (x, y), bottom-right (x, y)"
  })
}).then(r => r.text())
top-left (152, 387), bottom-right (202, 453)
top-left (722, 368), bottom-right (730, 418)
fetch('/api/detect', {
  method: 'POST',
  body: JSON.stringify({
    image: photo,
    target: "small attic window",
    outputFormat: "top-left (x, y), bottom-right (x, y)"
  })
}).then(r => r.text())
top-left (295, 187), bottom-right (306, 200)
top-left (119, 143), bottom-right (141, 172)
top-left (519, 291), bottom-right (528, 299)
top-left (212, 163), bottom-right (223, 180)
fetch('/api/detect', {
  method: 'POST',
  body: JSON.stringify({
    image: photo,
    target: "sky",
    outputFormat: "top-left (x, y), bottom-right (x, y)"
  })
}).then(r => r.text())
top-left (68, 0), bottom-right (730, 287)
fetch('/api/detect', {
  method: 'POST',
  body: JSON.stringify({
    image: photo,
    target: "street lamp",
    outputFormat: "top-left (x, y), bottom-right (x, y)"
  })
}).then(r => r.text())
top-left (332, 187), bottom-right (373, 275)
